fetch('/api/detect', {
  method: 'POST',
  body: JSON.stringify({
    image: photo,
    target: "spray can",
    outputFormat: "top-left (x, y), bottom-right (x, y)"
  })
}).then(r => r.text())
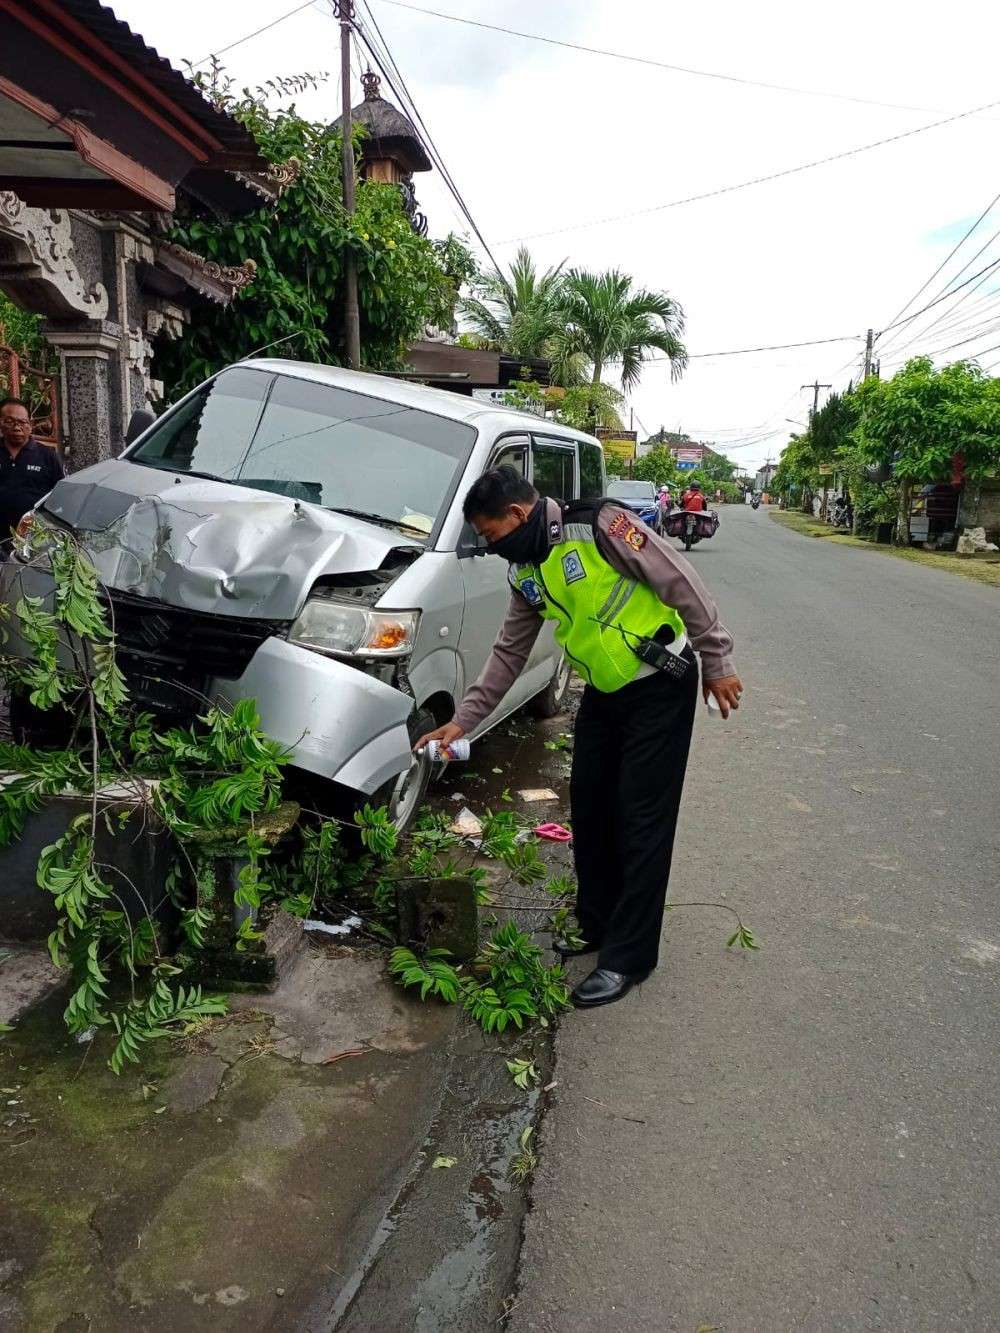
top-left (706, 690), bottom-right (742, 719)
top-left (424, 738), bottom-right (471, 762)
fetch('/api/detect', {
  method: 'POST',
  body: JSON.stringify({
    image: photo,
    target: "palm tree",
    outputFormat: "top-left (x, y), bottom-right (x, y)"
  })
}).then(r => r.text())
top-left (459, 247), bottom-right (585, 385)
top-left (559, 269), bottom-right (687, 389)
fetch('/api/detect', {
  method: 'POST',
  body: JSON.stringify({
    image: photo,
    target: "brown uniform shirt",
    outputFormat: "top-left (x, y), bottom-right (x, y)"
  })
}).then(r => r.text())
top-left (452, 498), bottom-right (736, 733)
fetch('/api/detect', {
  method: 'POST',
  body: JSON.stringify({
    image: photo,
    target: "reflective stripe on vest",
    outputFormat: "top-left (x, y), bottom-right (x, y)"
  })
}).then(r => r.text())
top-left (511, 523), bottom-right (686, 693)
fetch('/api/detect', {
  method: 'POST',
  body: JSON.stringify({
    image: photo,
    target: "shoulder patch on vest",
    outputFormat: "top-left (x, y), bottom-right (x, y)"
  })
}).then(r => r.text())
top-left (561, 549), bottom-right (587, 583)
top-left (608, 511), bottom-right (647, 551)
top-left (518, 576), bottom-right (544, 606)
top-left (549, 518), bottom-right (561, 540)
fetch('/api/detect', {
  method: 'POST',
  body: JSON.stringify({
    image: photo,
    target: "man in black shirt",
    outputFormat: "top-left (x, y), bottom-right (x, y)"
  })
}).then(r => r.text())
top-left (0, 398), bottom-right (63, 555)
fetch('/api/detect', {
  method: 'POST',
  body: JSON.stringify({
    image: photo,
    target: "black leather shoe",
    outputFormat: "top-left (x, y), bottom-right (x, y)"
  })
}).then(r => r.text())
top-left (571, 967), bottom-right (647, 1008)
top-left (553, 938), bottom-right (600, 958)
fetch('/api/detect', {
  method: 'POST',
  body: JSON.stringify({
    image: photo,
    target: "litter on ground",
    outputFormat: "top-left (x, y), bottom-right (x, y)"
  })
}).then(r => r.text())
top-left (518, 788), bottom-right (559, 802)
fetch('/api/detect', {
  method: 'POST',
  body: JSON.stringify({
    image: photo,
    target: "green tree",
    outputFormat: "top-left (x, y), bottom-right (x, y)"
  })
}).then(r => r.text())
top-left (559, 269), bottom-right (687, 389)
top-left (632, 448), bottom-right (683, 486)
top-left (460, 247), bottom-right (585, 386)
top-left (155, 69), bottom-right (469, 398)
top-left (504, 380), bottom-right (625, 431)
top-left (853, 357), bottom-right (1000, 543)
top-left (0, 295), bottom-right (55, 371)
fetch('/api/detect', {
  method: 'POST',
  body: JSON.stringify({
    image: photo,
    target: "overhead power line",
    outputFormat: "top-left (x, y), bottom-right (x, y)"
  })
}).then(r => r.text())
top-left (645, 334), bottom-right (862, 363)
top-left (878, 253), bottom-right (1000, 339)
top-left (875, 239), bottom-right (1000, 362)
top-left (351, 3), bottom-right (503, 269)
top-left (875, 187), bottom-right (1000, 339)
top-left (374, 0), bottom-right (979, 119)
top-left (882, 318), bottom-right (1000, 367)
top-left (879, 286), bottom-right (1000, 365)
top-left (500, 95), bottom-right (1000, 245)
top-left (192, 0), bottom-right (319, 66)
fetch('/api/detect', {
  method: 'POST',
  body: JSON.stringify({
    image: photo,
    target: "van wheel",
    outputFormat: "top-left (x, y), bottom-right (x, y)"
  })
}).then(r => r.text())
top-left (367, 708), bottom-right (435, 835)
top-left (528, 656), bottom-right (572, 719)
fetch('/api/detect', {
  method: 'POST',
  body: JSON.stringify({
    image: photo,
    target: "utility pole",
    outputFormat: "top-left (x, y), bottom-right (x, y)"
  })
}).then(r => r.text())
top-left (801, 380), bottom-right (832, 422)
top-left (862, 327), bottom-right (874, 380)
top-left (801, 380), bottom-right (832, 519)
top-left (336, 0), bottom-right (361, 369)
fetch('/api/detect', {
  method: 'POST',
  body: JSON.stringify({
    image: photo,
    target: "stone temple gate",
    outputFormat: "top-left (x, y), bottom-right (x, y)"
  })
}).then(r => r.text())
top-left (0, 195), bottom-right (259, 469)
top-left (0, 0), bottom-right (281, 468)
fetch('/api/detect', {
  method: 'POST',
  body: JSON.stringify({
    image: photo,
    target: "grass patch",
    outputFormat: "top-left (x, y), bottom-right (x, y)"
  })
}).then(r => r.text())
top-left (768, 509), bottom-right (1000, 589)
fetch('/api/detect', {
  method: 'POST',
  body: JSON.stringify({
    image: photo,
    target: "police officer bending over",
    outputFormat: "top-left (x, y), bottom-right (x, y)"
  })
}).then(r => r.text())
top-left (417, 467), bottom-right (743, 1010)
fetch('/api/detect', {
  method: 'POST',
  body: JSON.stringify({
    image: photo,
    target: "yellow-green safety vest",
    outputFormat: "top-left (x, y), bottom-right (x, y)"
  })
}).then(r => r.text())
top-left (511, 517), bottom-right (686, 693)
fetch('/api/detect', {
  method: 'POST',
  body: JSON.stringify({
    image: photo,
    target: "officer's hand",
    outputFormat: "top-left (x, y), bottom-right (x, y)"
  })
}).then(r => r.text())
top-left (414, 721), bottom-right (465, 754)
top-left (703, 674), bottom-right (744, 719)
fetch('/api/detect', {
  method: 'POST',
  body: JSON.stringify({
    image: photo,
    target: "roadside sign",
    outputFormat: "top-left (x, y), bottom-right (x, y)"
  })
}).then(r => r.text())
top-left (471, 388), bottom-right (543, 415)
top-left (601, 436), bottom-right (637, 463)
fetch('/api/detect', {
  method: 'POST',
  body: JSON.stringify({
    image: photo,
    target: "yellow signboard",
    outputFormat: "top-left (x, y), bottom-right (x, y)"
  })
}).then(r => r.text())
top-left (601, 436), bottom-right (637, 463)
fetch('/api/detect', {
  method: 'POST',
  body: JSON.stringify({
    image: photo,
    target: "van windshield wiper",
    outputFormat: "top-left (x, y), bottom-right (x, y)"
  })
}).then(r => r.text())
top-left (133, 460), bottom-right (233, 485)
top-left (161, 466), bottom-right (233, 484)
top-left (329, 506), bottom-right (425, 535)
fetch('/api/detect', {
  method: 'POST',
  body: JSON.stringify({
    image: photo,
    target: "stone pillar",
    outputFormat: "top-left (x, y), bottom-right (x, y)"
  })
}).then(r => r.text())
top-left (43, 326), bottom-right (121, 471)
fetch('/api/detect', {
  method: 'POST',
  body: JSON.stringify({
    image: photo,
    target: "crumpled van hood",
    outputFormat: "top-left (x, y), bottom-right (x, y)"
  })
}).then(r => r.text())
top-left (41, 460), bottom-right (421, 620)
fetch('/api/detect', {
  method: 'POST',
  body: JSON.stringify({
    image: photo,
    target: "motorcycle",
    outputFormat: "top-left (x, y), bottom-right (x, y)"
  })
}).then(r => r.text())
top-left (663, 506), bottom-right (720, 551)
top-left (750, 495), bottom-right (761, 510)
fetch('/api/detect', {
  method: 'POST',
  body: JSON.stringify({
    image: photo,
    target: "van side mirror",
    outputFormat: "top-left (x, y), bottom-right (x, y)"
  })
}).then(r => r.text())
top-left (125, 408), bottom-right (156, 445)
top-left (457, 521), bottom-right (489, 558)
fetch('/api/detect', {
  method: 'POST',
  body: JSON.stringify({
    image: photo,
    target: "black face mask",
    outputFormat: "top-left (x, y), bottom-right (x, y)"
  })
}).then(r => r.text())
top-left (486, 501), bottom-right (550, 565)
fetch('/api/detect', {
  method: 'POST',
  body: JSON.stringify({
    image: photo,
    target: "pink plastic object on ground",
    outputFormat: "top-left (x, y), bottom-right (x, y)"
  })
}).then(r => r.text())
top-left (534, 822), bottom-right (572, 842)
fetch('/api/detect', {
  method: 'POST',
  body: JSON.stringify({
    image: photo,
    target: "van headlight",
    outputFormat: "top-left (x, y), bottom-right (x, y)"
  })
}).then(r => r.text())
top-left (288, 600), bottom-right (419, 658)
top-left (13, 510), bottom-right (60, 563)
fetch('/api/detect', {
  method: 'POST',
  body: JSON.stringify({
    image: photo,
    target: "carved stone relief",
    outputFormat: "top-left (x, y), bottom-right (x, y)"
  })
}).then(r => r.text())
top-left (0, 193), bottom-right (109, 319)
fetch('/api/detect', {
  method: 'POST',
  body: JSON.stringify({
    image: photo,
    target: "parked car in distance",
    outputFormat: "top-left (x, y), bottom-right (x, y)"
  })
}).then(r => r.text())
top-left (606, 478), bottom-right (660, 529)
top-left (2, 360), bottom-right (606, 831)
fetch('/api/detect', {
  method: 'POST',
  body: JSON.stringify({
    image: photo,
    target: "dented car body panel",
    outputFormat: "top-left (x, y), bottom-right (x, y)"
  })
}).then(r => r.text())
top-left (3, 361), bottom-right (605, 806)
top-left (41, 459), bottom-right (422, 621)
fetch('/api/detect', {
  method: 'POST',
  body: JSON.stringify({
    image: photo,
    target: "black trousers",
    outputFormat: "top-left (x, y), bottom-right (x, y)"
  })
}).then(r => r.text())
top-left (570, 650), bottom-right (698, 975)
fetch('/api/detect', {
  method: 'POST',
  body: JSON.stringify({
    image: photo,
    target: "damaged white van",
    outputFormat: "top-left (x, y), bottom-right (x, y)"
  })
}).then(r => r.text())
top-left (3, 360), bottom-right (606, 829)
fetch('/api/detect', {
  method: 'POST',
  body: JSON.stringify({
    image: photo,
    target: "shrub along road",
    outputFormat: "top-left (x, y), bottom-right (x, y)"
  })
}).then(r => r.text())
top-left (511, 503), bottom-right (1000, 1332)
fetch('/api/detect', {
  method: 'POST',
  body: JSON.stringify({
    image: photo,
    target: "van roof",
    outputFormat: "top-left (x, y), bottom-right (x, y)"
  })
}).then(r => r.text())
top-left (240, 357), bottom-right (602, 446)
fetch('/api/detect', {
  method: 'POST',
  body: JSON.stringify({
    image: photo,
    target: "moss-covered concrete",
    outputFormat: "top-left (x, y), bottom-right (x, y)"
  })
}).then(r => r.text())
top-left (0, 952), bottom-right (455, 1330)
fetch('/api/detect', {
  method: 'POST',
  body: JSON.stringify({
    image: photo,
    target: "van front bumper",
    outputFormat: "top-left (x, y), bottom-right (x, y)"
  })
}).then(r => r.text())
top-left (214, 638), bottom-right (414, 794)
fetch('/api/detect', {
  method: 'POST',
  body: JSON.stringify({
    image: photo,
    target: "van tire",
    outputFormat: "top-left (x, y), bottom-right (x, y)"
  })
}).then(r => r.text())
top-left (367, 707), bottom-right (436, 835)
top-left (528, 656), bottom-right (572, 719)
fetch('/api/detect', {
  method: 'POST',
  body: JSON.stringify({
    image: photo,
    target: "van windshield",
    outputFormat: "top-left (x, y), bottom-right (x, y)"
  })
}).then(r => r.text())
top-left (129, 367), bottom-right (477, 538)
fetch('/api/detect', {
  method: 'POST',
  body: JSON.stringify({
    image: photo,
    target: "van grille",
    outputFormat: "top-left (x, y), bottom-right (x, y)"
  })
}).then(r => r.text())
top-left (103, 590), bottom-right (287, 714)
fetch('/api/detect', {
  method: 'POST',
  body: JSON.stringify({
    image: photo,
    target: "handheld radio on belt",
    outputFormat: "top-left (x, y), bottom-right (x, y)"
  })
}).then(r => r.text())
top-left (590, 617), bottom-right (692, 681)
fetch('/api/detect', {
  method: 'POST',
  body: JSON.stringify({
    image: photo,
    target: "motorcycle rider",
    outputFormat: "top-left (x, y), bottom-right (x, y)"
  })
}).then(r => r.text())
top-left (681, 481), bottom-right (709, 512)
top-left (416, 467), bottom-right (742, 1010)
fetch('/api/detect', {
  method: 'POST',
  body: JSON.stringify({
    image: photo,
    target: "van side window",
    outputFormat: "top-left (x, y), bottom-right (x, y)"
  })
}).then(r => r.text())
top-left (458, 437), bottom-right (530, 552)
top-left (492, 441), bottom-right (528, 476)
top-left (532, 439), bottom-right (576, 500)
top-left (579, 441), bottom-right (604, 498)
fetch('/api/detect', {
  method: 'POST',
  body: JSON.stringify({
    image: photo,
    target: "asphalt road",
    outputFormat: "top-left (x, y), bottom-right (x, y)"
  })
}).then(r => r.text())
top-left (511, 506), bottom-right (1000, 1333)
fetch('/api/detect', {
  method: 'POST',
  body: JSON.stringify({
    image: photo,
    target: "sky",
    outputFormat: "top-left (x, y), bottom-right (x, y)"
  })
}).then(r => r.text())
top-left (115, 0), bottom-right (1000, 470)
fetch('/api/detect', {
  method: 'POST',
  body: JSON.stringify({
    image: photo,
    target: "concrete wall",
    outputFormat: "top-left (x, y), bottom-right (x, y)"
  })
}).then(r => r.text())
top-left (958, 480), bottom-right (1000, 544)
